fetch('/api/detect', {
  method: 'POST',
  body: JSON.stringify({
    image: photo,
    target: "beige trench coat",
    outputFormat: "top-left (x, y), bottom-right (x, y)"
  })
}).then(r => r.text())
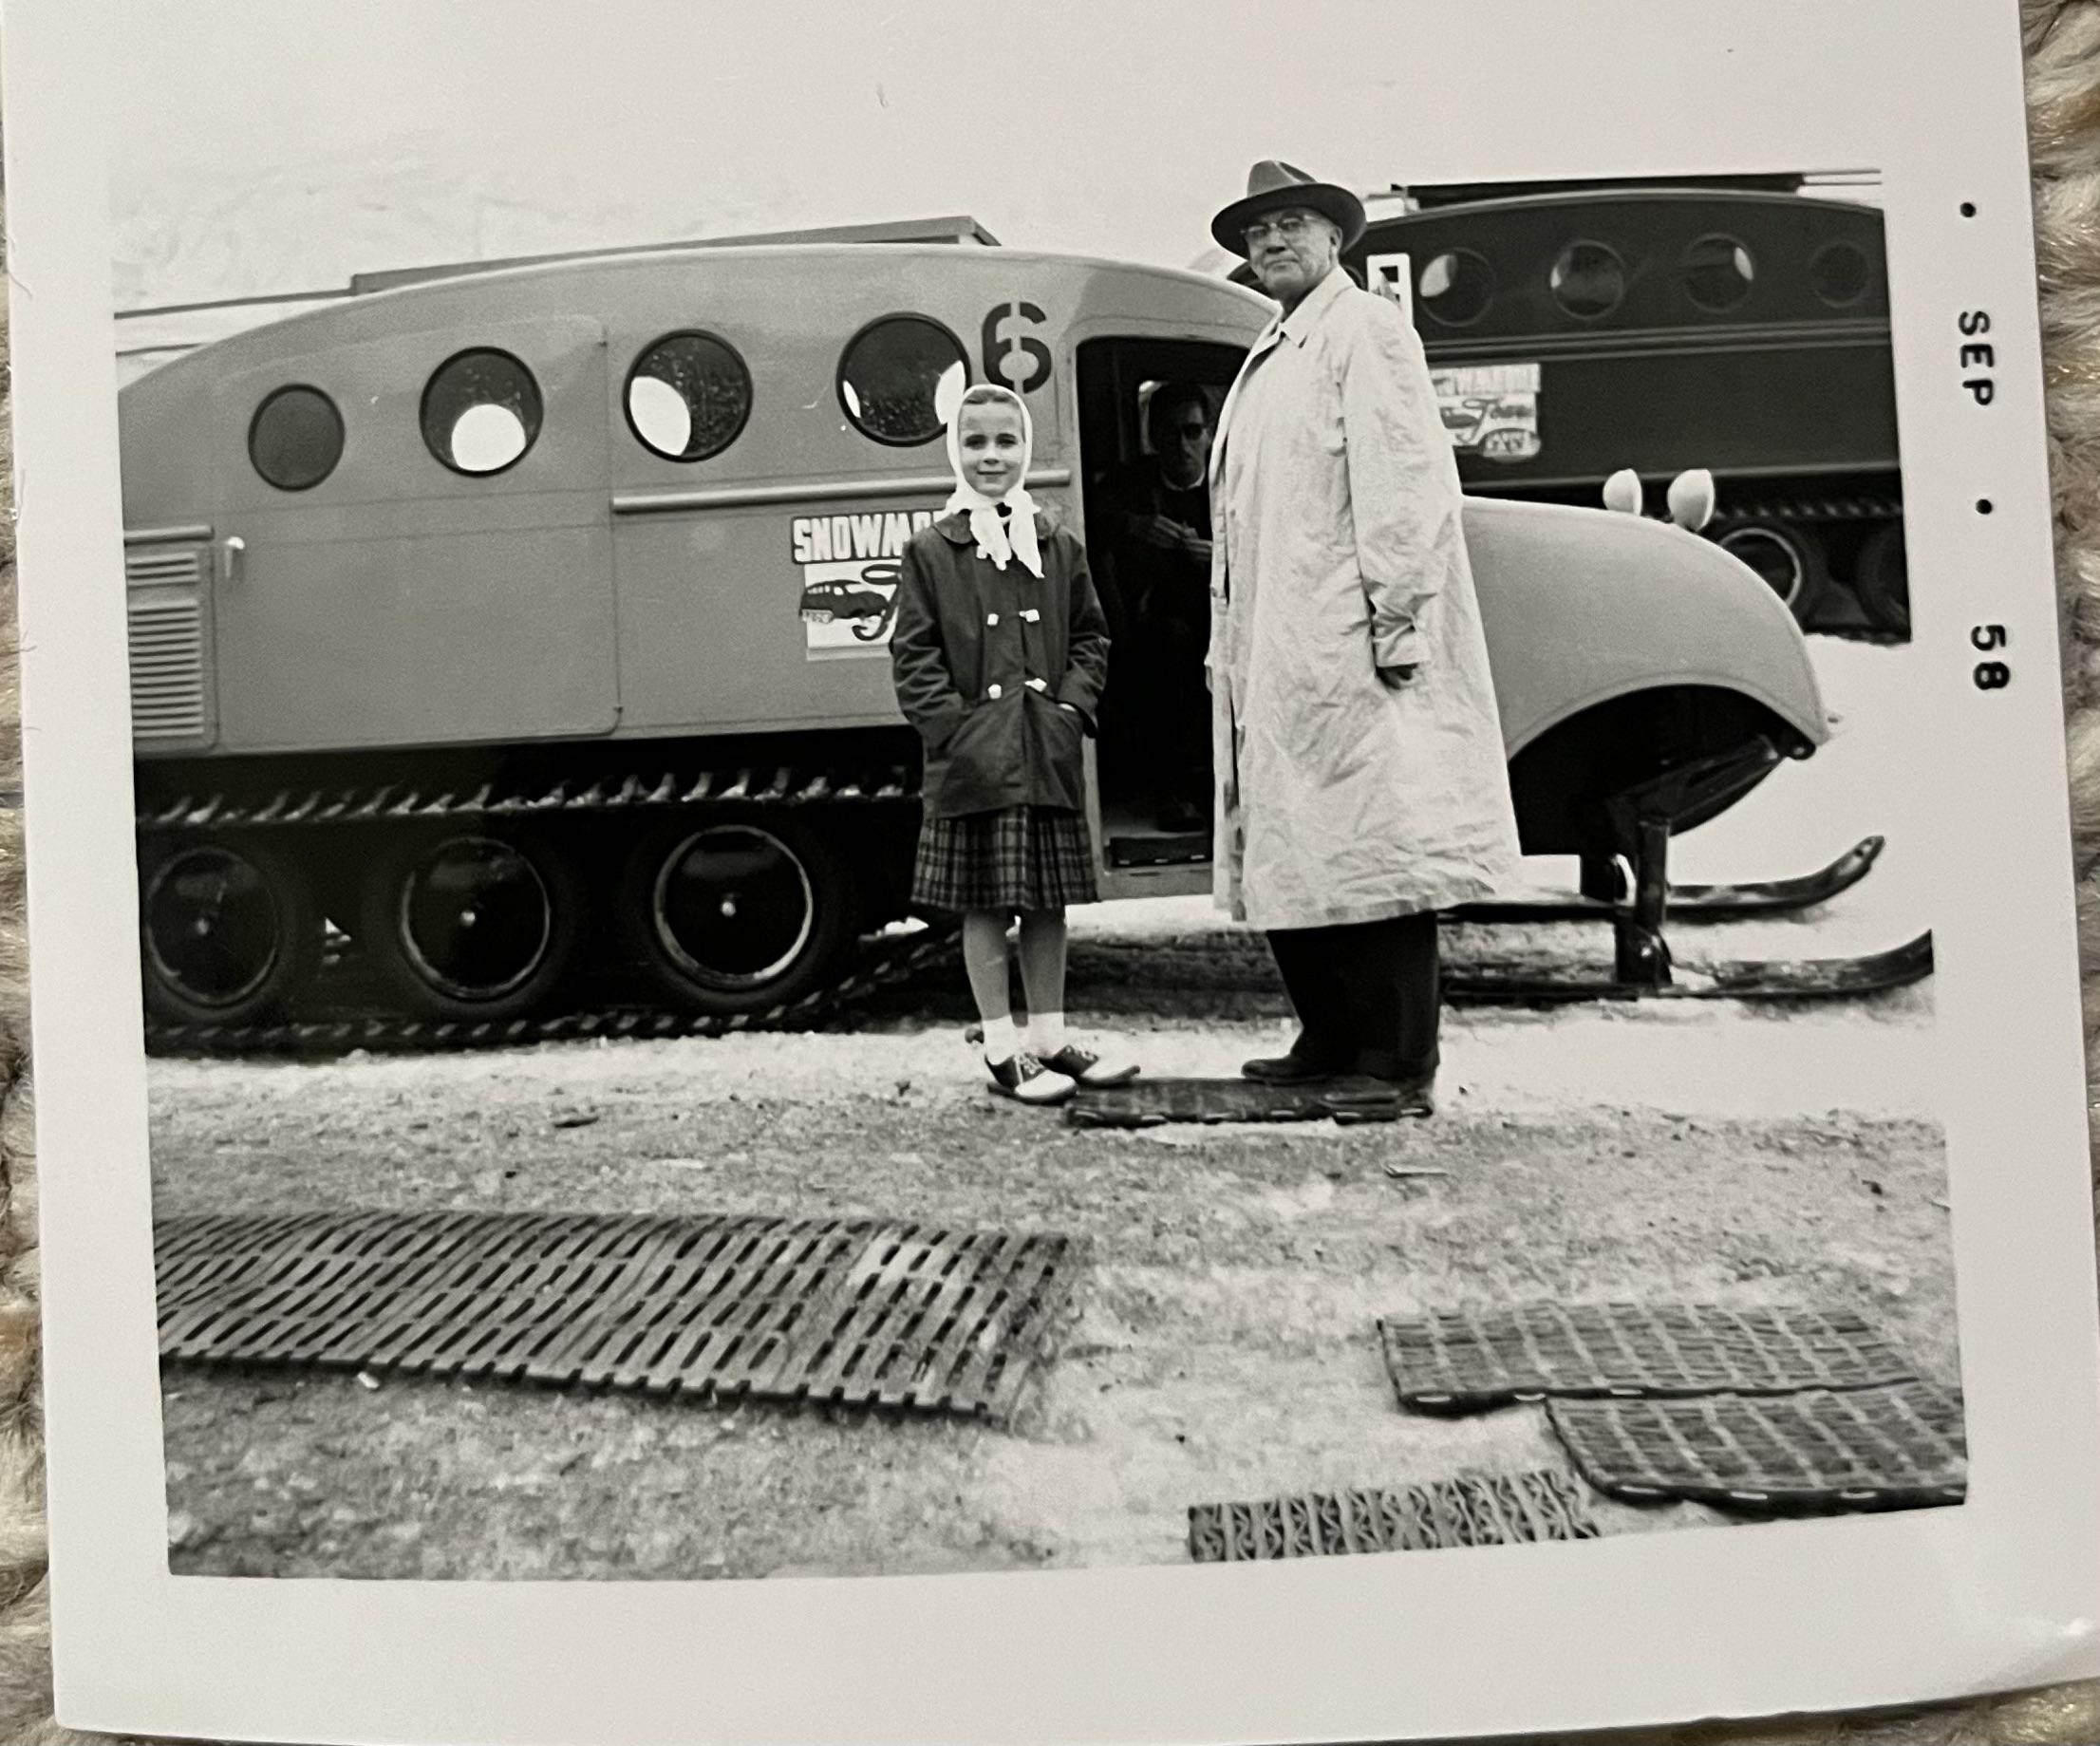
top-left (1209, 266), bottom-right (1521, 929)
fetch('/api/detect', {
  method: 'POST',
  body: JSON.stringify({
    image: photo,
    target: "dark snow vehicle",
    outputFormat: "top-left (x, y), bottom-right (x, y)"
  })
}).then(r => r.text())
top-left (1227, 177), bottom-right (1906, 637)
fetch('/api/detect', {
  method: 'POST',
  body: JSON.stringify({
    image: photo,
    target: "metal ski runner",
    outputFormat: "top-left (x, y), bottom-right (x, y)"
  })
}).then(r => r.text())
top-left (1452, 835), bottom-right (1884, 924)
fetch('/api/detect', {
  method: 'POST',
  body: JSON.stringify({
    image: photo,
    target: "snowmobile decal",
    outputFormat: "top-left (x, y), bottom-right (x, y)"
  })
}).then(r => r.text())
top-left (799, 561), bottom-right (904, 656)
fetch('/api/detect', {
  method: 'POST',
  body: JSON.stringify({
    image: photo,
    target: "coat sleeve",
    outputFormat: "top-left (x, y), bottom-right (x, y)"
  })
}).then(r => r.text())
top-left (1055, 536), bottom-right (1112, 734)
top-left (1340, 296), bottom-right (1467, 671)
top-left (888, 540), bottom-right (967, 750)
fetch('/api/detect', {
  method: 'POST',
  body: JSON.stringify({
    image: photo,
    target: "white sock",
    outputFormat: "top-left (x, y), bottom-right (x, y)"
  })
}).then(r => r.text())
top-left (1028, 1010), bottom-right (1067, 1055)
top-left (982, 1015), bottom-right (1020, 1064)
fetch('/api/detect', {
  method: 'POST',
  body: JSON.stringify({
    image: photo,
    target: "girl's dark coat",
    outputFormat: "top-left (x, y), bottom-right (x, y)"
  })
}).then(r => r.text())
top-left (889, 512), bottom-right (1112, 818)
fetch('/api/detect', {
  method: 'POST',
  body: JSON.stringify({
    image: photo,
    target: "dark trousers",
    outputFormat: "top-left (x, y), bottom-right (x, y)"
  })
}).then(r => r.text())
top-left (1266, 911), bottom-right (1441, 1082)
top-left (1133, 597), bottom-right (1213, 805)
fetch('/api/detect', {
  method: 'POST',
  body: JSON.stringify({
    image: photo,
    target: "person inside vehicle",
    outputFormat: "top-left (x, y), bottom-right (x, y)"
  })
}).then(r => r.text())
top-left (1106, 382), bottom-right (1217, 833)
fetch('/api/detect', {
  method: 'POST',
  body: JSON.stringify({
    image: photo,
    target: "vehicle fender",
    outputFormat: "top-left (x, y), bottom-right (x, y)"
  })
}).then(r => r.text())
top-left (1461, 497), bottom-right (1831, 757)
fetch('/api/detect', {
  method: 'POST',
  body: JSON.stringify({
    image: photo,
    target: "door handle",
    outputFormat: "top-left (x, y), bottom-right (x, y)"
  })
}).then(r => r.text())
top-left (219, 535), bottom-right (246, 587)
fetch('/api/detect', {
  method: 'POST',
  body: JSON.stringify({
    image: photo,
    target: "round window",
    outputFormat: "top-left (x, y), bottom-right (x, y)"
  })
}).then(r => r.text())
top-left (837, 315), bottom-right (970, 446)
top-left (248, 385), bottom-right (345, 491)
top-left (626, 330), bottom-right (752, 461)
top-left (1809, 240), bottom-right (1872, 308)
top-left (1416, 249), bottom-right (1495, 327)
top-left (422, 348), bottom-right (543, 476)
top-left (1683, 234), bottom-right (1755, 312)
top-left (1548, 240), bottom-right (1627, 320)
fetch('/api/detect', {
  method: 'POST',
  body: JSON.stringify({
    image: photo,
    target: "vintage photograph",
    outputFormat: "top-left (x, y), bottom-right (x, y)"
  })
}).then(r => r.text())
top-left (109, 13), bottom-right (1959, 1584)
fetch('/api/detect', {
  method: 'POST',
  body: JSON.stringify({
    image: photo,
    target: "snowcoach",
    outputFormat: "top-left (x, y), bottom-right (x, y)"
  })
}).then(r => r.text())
top-left (1221, 176), bottom-right (1905, 637)
top-left (119, 236), bottom-right (1922, 1047)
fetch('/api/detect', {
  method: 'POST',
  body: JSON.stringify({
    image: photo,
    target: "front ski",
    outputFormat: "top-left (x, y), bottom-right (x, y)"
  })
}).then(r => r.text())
top-left (1444, 929), bottom-right (1933, 1004)
top-left (1449, 836), bottom-right (1884, 925)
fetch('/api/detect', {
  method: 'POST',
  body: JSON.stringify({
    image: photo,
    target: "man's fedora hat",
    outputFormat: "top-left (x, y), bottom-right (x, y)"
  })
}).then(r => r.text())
top-left (1211, 160), bottom-right (1368, 257)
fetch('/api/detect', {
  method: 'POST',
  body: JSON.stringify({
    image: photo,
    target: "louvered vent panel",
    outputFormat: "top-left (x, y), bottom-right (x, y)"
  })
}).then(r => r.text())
top-left (127, 595), bottom-right (208, 740)
top-left (125, 548), bottom-right (203, 586)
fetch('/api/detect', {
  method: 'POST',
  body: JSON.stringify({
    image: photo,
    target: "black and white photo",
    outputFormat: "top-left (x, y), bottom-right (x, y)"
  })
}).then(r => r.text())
top-left (14, 5), bottom-right (2100, 1741)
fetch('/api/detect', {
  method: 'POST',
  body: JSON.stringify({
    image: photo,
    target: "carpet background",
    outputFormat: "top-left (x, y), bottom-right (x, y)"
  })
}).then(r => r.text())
top-left (4, 7), bottom-right (2099, 1740)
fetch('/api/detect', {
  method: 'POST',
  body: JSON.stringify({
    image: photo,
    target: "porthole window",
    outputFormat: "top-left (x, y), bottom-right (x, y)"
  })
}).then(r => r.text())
top-left (1809, 240), bottom-right (1872, 308)
top-left (1416, 249), bottom-right (1496, 327)
top-left (1548, 240), bottom-right (1626, 321)
top-left (836, 315), bottom-right (969, 446)
top-left (248, 385), bottom-right (344, 491)
top-left (626, 330), bottom-right (752, 461)
top-left (1683, 234), bottom-right (1755, 312)
top-left (422, 348), bottom-right (542, 477)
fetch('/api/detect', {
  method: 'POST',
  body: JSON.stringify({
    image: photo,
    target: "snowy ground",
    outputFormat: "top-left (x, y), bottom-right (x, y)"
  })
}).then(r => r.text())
top-left (148, 631), bottom-right (1957, 1581)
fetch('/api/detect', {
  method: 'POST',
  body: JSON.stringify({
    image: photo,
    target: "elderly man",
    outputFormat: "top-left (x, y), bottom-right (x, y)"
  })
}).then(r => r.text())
top-left (1206, 160), bottom-right (1521, 1111)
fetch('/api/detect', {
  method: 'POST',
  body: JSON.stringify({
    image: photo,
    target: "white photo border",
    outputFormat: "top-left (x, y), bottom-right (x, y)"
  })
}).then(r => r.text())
top-left (16, 1), bottom-right (2100, 1740)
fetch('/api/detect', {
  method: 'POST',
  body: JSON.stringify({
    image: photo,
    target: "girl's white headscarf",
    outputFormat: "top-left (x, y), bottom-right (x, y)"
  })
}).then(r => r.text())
top-left (943, 383), bottom-right (1043, 579)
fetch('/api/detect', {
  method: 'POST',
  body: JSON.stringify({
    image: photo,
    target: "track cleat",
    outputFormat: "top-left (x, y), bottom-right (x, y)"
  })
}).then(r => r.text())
top-left (1040, 1044), bottom-right (1138, 1087)
top-left (986, 1051), bottom-right (1077, 1105)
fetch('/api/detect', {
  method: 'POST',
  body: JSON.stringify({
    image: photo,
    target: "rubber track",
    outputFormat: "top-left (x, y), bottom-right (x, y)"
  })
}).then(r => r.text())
top-left (144, 918), bottom-right (963, 1059)
top-left (1705, 490), bottom-right (1905, 646)
top-left (135, 758), bottom-right (922, 832)
top-left (1707, 491), bottom-right (1902, 527)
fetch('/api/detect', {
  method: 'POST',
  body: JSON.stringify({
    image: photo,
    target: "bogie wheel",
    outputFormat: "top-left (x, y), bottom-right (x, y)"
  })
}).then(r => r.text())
top-left (1854, 519), bottom-right (1910, 636)
top-left (1716, 518), bottom-right (1829, 629)
top-left (621, 815), bottom-right (860, 1016)
top-left (140, 836), bottom-right (322, 1025)
top-left (361, 828), bottom-right (586, 1023)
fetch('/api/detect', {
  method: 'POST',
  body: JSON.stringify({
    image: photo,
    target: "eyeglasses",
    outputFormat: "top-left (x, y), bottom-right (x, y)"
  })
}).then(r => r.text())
top-left (1174, 422), bottom-right (1209, 438)
top-left (1243, 213), bottom-right (1323, 247)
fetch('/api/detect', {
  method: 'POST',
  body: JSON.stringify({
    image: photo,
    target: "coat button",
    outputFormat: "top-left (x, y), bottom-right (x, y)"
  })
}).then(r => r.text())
top-left (986, 612), bottom-right (999, 626)
top-left (987, 683), bottom-right (1003, 700)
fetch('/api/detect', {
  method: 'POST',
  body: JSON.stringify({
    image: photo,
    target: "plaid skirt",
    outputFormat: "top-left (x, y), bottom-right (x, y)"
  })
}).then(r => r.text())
top-left (911, 805), bottom-right (1099, 912)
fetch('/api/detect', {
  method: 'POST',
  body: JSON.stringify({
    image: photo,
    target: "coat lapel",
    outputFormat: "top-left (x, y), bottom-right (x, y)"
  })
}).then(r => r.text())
top-left (1209, 318), bottom-right (1284, 496)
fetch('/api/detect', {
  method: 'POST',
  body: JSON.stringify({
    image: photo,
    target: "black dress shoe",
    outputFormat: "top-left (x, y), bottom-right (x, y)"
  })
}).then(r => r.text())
top-left (1241, 1051), bottom-right (1345, 1084)
top-left (1322, 1073), bottom-right (1434, 1117)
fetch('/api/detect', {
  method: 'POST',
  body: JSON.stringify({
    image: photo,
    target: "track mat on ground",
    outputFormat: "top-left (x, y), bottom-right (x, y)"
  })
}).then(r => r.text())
top-left (1065, 1078), bottom-right (1418, 1127)
top-left (1547, 1382), bottom-right (1968, 1511)
top-left (1189, 1469), bottom-right (1599, 1562)
top-left (154, 1210), bottom-right (1084, 1421)
top-left (1378, 1302), bottom-right (1919, 1413)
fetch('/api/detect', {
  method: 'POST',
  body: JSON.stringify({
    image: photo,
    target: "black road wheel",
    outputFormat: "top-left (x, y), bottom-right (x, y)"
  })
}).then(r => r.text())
top-left (1854, 519), bottom-right (1910, 636)
top-left (140, 837), bottom-right (321, 1025)
top-left (622, 816), bottom-right (859, 1016)
top-left (1716, 518), bottom-right (1828, 629)
top-left (362, 829), bottom-right (585, 1023)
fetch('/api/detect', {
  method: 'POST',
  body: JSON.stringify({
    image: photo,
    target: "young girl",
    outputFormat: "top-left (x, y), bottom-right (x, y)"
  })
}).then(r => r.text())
top-left (889, 383), bottom-right (1136, 1104)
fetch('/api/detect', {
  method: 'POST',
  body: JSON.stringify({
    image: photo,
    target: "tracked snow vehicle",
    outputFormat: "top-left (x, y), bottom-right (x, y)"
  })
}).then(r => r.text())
top-left (1219, 178), bottom-right (1905, 637)
top-left (120, 240), bottom-right (1921, 1050)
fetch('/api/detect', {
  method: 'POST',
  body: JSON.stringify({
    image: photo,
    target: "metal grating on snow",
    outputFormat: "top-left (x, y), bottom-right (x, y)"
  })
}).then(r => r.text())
top-left (1547, 1381), bottom-right (1967, 1512)
top-left (1189, 1469), bottom-right (1599, 1563)
top-left (154, 1210), bottom-right (1084, 1421)
top-left (1377, 1302), bottom-right (1919, 1414)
